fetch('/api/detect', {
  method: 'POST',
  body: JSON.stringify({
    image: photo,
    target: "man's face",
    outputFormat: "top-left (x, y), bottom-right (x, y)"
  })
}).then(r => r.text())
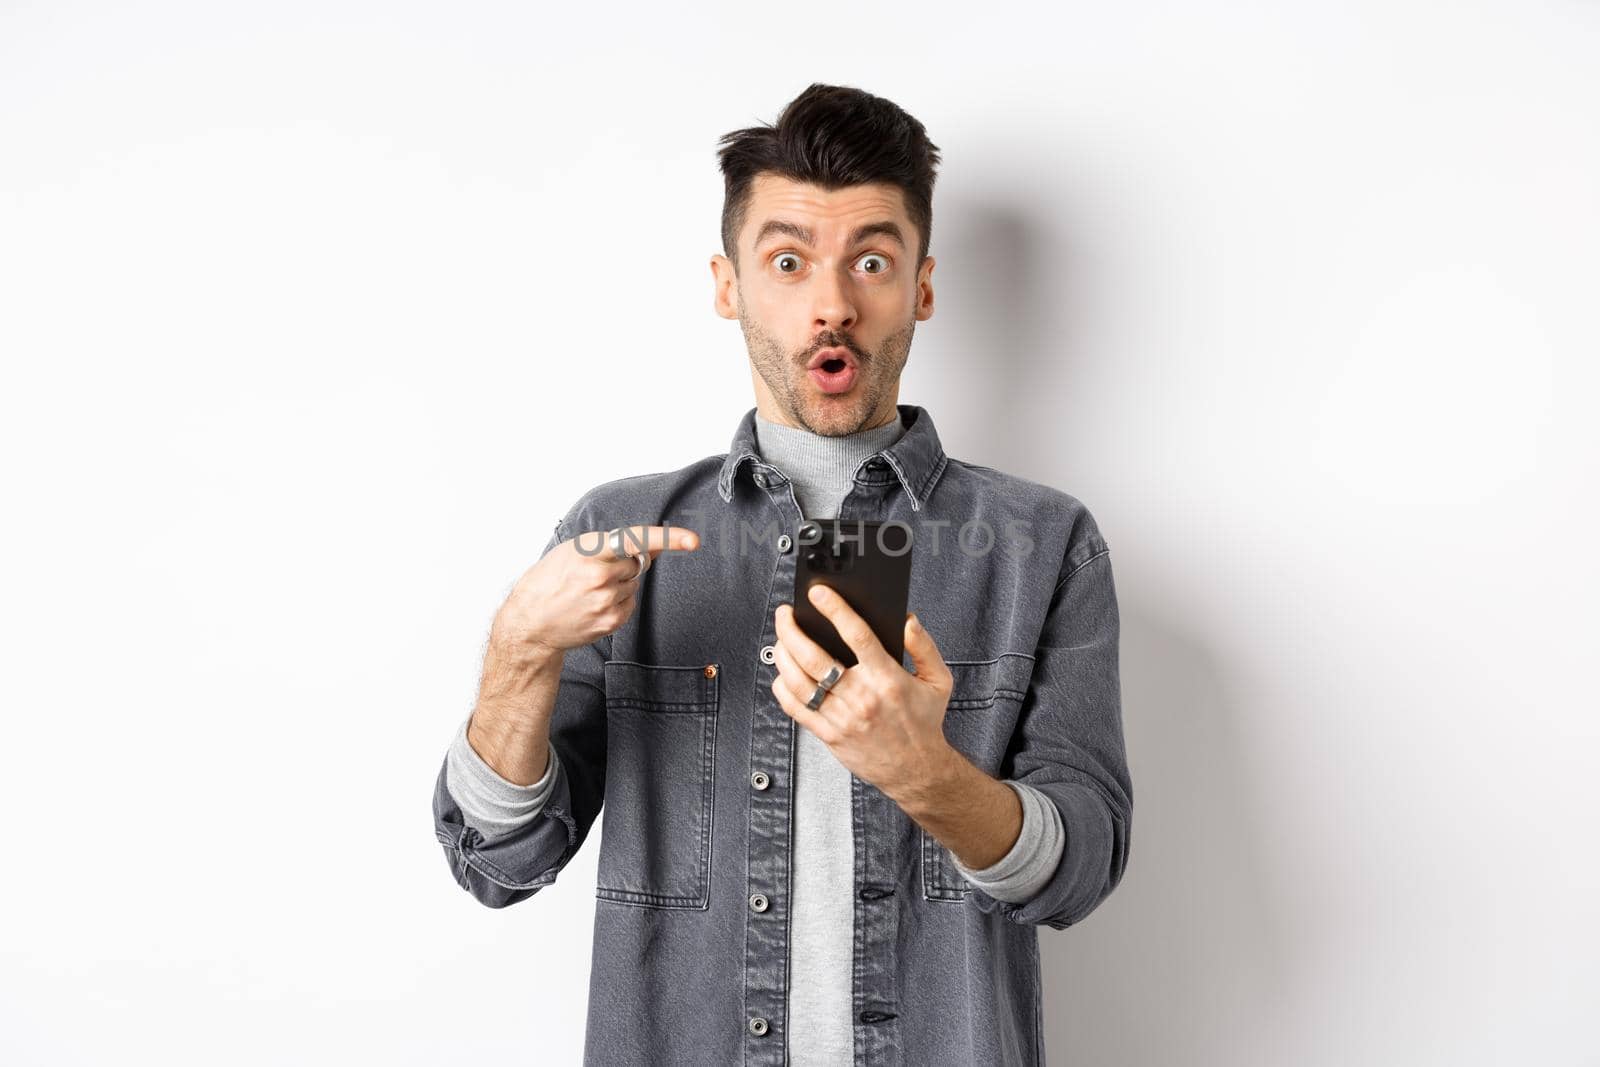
top-left (711, 173), bottom-right (935, 436)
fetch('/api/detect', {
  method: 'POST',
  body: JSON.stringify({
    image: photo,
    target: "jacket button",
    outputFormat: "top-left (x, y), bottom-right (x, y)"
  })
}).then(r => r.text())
top-left (703, 664), bottom-right (718, 678)
top-left (777, 534), bottom-right (793, 552)
top-left (759, 644), bottom-right (776, 664)
top-left (749, 893), bottom-right (769, 912)
top-left (750, 770), bottom-right (770, 790)
top-left (749, 1016), bottom-right (769, 1036)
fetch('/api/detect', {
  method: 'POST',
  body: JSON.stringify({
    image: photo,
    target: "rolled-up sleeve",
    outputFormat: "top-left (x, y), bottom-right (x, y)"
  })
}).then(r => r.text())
top-left (966, 521), bottom-right (1133, 930)
top-left (445, 713), bottom-right (562, 843)
top-left (951, 779), bottom-right (1067, 902)
top-left (431, 510), bottom-right (610, 910)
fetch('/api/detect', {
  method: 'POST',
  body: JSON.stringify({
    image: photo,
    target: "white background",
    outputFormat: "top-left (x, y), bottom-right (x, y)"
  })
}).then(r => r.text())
top-left (2, 1), bottom-right (1596, 1064)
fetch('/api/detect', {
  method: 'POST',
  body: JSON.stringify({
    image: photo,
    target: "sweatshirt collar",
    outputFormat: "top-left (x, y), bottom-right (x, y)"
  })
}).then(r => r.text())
top-left (717, 403), bottom-right (948, 512)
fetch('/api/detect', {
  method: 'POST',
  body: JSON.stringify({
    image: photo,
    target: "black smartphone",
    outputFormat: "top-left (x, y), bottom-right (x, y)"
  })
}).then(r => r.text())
top-left (791, 519), bottom-right (914, 667)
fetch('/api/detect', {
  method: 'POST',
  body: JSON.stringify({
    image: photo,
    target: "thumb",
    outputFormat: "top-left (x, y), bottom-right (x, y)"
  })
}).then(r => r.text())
top-left (903, 613), bottom-right (949, 685)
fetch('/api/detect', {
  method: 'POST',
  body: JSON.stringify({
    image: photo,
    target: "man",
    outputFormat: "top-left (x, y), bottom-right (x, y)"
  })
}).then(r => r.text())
top-left (431, 83), bottom-right (1132, 1066)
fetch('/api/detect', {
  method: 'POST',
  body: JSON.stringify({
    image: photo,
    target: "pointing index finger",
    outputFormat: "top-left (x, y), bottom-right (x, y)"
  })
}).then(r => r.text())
top-left (619, 524), bottom-right (700, 557)
top-left (655, 524), bottom-right (700, 553)
top-left (576, 524), bottom-right (701, 560)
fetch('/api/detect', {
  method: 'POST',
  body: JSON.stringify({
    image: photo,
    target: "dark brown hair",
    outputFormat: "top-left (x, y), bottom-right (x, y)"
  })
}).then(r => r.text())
top-left (715, 83), bottom-right (942, 273)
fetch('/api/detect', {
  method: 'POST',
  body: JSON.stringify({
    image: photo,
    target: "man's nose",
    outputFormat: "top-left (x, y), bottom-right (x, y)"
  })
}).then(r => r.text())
top-left (811, 266), bottom-right (857, 333)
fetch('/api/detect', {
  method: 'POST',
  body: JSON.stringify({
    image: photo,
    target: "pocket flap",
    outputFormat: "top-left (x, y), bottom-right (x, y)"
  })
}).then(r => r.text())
top-left (603, 660), bottom-right (720, 712)
top-left (945, 652), bottom-right (1034, 709)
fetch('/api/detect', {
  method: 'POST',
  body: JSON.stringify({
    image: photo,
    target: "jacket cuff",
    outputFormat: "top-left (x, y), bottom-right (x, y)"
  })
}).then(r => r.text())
top-left (444, 714), bottom-right (562, 845)
top-left (950, 780), bottom-right (1065, 903)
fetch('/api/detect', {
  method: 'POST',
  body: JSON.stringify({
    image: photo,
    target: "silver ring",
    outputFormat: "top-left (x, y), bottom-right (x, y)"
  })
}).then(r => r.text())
top-left (606, 528), bottom-right (650, 580)
top-left (804, 662), bottom-right (844, 710)
top-left (817, 662), bottom-right (844, 691)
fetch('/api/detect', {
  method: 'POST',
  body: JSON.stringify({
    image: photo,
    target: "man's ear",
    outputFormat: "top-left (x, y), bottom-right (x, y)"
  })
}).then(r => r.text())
top-left (915, 255), bottom-right (936, 321)
top-left (710, 254), bottom-right (740, 320)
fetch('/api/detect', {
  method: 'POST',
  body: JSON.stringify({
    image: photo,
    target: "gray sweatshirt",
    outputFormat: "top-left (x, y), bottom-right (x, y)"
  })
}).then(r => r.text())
top-left (444, 408), bottom-right (1065, 1064)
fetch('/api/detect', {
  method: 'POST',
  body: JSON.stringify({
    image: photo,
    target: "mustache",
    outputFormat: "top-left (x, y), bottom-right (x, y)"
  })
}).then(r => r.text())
top-left (801, 337), bottom-right (866, 363)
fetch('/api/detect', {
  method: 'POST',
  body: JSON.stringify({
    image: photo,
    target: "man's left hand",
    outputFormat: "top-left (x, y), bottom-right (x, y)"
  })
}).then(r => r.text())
top-left (770, 584), bottom-right (956, 801)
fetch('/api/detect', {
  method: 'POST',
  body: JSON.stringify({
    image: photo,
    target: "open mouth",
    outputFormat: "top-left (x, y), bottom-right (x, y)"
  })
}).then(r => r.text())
top-left (807, 346), bottom-right (857, 372)
top-left (807, 347), bottom-right (859, 394)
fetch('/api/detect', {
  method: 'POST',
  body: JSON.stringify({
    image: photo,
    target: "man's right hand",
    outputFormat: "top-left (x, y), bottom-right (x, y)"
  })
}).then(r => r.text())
top-left (467, 523), bottom-right (699, 787)
top-left (489, 524), bottom-right (701, 664)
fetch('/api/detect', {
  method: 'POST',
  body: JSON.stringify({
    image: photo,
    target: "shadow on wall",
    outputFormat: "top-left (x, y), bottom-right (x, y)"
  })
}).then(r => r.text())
top-left (936, 184), bottom-right (1297, 1063)
top-left (927, 192), bottom-right (1077, 458)
top-left (1037, 600), bottom-right (1296, 1065)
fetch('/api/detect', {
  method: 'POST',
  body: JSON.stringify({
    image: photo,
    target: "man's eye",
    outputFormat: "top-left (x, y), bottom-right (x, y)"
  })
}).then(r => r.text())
top-left (857, 254), bottom-right (890, 275)
top-left (774, 253), bottom-right (803, 273)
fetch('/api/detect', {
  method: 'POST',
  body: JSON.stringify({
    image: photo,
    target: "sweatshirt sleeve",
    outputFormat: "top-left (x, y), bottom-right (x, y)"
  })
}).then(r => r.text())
top-left (950, 780), bottom-right (1066, 902)
top-left (445, 713), bottom-right (563, 845)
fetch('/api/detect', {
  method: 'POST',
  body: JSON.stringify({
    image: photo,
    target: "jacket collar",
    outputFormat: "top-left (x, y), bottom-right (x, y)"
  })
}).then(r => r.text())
top-left (716, 403), bottom-right (949, 512)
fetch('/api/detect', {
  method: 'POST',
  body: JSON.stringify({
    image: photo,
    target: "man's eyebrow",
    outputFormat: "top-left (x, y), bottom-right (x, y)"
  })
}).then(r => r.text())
top-left (752, 219), bottom-right (907, 250)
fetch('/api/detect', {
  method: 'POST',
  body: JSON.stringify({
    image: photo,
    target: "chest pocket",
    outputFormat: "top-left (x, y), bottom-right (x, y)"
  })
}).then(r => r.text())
top-left (922, 652), bottom-right (1035, 902)
top-left (597, 660), bottom-right (720, 909)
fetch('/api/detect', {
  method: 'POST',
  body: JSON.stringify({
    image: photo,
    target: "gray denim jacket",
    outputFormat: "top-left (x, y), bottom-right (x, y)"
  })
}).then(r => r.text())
top-left (431, 403), bottom-right (1133, 1066)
